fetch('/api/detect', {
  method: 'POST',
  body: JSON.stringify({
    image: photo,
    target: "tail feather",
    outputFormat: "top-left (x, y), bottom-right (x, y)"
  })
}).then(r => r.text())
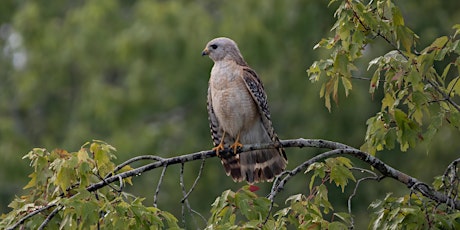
top-left (221, 148), bottom-right (287, 183)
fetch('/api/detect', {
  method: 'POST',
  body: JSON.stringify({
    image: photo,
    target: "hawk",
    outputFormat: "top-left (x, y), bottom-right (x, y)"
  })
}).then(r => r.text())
top-left (202, 37), bottom-right (287, 183)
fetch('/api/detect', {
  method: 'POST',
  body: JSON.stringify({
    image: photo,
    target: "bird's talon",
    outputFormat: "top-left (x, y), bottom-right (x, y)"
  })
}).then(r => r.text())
top-left (212, 144), bottom-right (225, 157)
top-left (230, 142), bottom-right (243, 155)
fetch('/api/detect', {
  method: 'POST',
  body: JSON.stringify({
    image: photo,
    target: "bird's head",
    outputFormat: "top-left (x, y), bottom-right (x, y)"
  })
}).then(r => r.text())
top-left (202, 37), bottom-right (245, 64)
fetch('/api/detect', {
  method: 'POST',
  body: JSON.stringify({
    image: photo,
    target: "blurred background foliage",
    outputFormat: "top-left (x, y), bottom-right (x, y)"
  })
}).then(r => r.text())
top-left (0, 0), bottom-right (459, 227)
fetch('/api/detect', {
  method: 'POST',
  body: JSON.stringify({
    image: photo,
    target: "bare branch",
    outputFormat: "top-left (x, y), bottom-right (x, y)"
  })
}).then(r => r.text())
top-left (347, 168), bottom-right (382, 228)
top-left (153, 166), bottom-right (167, 208)
top-left (180, 163), bottom-right (199, 228)
top-left (105, 155), bottom-right (165, 179)
top-left (181, 158), bottom-right (206, 203)
top-left (351, 76), bottom-right (386, 83)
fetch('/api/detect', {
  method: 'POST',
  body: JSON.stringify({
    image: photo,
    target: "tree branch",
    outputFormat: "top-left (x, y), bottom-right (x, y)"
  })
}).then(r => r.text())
top-left (37, 205), bottom-right (62, 230)
top-left (270, 141), bottom-right (460, 210)
top-left (6, 204), bottom-right (57, 230)
top-left (8, 138), bottom-right (459, 229)
top-left (86, 138), bottom-right (459, 210)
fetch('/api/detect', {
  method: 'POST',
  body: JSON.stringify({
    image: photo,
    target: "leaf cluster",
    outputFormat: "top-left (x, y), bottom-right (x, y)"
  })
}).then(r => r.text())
top-left (207, 184), bottom-right (350, 230)
top-left (0, 141), bottom-right (179, 230)
top-left (370, 193), bottom-right (460, 229)
top-left (308, 0), bottom-right (460, 155)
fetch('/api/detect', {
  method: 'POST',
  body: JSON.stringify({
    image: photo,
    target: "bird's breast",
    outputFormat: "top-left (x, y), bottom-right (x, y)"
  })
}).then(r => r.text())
top-left (209, 63), bottom-right (258, 137)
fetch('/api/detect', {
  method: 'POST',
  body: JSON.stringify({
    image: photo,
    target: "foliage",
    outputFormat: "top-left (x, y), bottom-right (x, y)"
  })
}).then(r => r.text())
top-left (207, 185), bottom-right (350, 230)
top-left (308, 0), bottom-right (460, 155)
top-left (0, 141), bottom-right (180, 230)
top-left (2, 140), bottom-right (457, 229)
top-left (1, 0), bottom-right (459, 229)
top-left (369, 193), bottom-right (460, 229)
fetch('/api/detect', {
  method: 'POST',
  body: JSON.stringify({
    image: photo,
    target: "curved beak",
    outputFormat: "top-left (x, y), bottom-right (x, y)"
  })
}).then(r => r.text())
top-left (201, 48), bottom-right (209, 56)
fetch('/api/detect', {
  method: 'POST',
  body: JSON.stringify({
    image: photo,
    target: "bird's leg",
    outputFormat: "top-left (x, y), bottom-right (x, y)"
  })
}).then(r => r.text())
top-left (212, 132), bottom-right (226, 157)
top-left (230, 132), bottom-right (243, 154)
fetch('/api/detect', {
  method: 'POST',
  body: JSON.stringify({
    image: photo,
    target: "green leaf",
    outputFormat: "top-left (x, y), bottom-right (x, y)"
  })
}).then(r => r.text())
top-left (306, 162), bottom-right (326, 190)
top-left (333, 76), bottom-right (339, 104)
top-left (391, 7), bottom-right (404, 26)
top-left (384, 128), bottom-right (397, 150)
top-left (328, 221), bottom-right (348, 230)
top-left (285, 194), bottom-right (303, 204)
top-left (341, 77), bottom-right (352, 97)
top-left (418, 52), bottom-right (435, 77)
top-left (330, 164), bottom-right (354, 192)
top-left (447, 77), bottom-right (460, 96)
top-left (335, 157), bottom-right (353, 168)
top-left (334, 212), bottom-right (352, 225)
top-left (453, 24), bottom-right (460, 38)
top-left (396, 25), bottom-right (414, 52)
top-left (441, 63), bottom-right (452, 80)
top-left (334, 53), bottom-right (349, 76)
top-left (315, 184), bottom-right (333, 213)
top-left (381, 93), bottom-right (395, 110)
top-left (431, 36), bottom-right (449, 49)
top-left (325, 89), bottom-right (332, 112)
top-left (369, 70), bottom-right (380, 94)
top-left (159, 210), bottom-right (180, 229)
top-left (325, 158), bottom-right (355, 192)
top-left (92, 142), bottom-right (115, 176)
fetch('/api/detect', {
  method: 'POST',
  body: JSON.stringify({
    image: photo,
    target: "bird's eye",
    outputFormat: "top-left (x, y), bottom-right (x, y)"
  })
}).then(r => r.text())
top-left (210, 44), bottom-right (218, 49)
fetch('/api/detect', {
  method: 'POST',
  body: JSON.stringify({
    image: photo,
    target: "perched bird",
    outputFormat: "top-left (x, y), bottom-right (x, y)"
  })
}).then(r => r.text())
top-left (202, 37), bottom-right (287, 183)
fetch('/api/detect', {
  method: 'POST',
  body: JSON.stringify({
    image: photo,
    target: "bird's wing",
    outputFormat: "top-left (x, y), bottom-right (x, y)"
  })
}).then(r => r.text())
top-left (207, 83), bottom-right (223, 147)
top-left (241, 67), bottom-right (287, 160)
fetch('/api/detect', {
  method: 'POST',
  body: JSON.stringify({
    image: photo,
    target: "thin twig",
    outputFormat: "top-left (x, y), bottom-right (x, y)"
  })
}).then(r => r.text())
top-left (264, 171), bottom-right (291, 225)
top-left (190, 208), bottom-right (207, 225)
top-left (93, 172), bottom-right (121, 193)
top-left (348, 0), bottom-right (408, 60)
top-left (153, 166), bottom-right (168, 208)
top-left (351, 76), bottom-right (386, 82)
top-left (105, 155), bottom-right (165, 179)
top-left (179, 163), bottom-right (198, 228)
top-left (180, 163), bottom-right (186, 227)
top-left (268, 149), bottom-right (348, 201)
top-left (347, 168), bottom-right (382, 229)
top-left (181, 158), bottom-right (206, 202)
top-left (427, 79), bottom-right (460, 112)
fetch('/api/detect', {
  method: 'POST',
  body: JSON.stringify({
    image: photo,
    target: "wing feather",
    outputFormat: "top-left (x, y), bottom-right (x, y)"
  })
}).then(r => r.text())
top-left (241, 67), bottom-right (287, 161)
top-left (207, 84), bottom-right (222, 147)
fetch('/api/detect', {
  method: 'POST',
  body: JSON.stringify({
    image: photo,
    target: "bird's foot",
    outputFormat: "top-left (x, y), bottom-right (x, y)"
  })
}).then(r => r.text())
top-left (212, 143), bottom-right (225, 157)
top-left (229, 141), bottom-right (243, 155)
